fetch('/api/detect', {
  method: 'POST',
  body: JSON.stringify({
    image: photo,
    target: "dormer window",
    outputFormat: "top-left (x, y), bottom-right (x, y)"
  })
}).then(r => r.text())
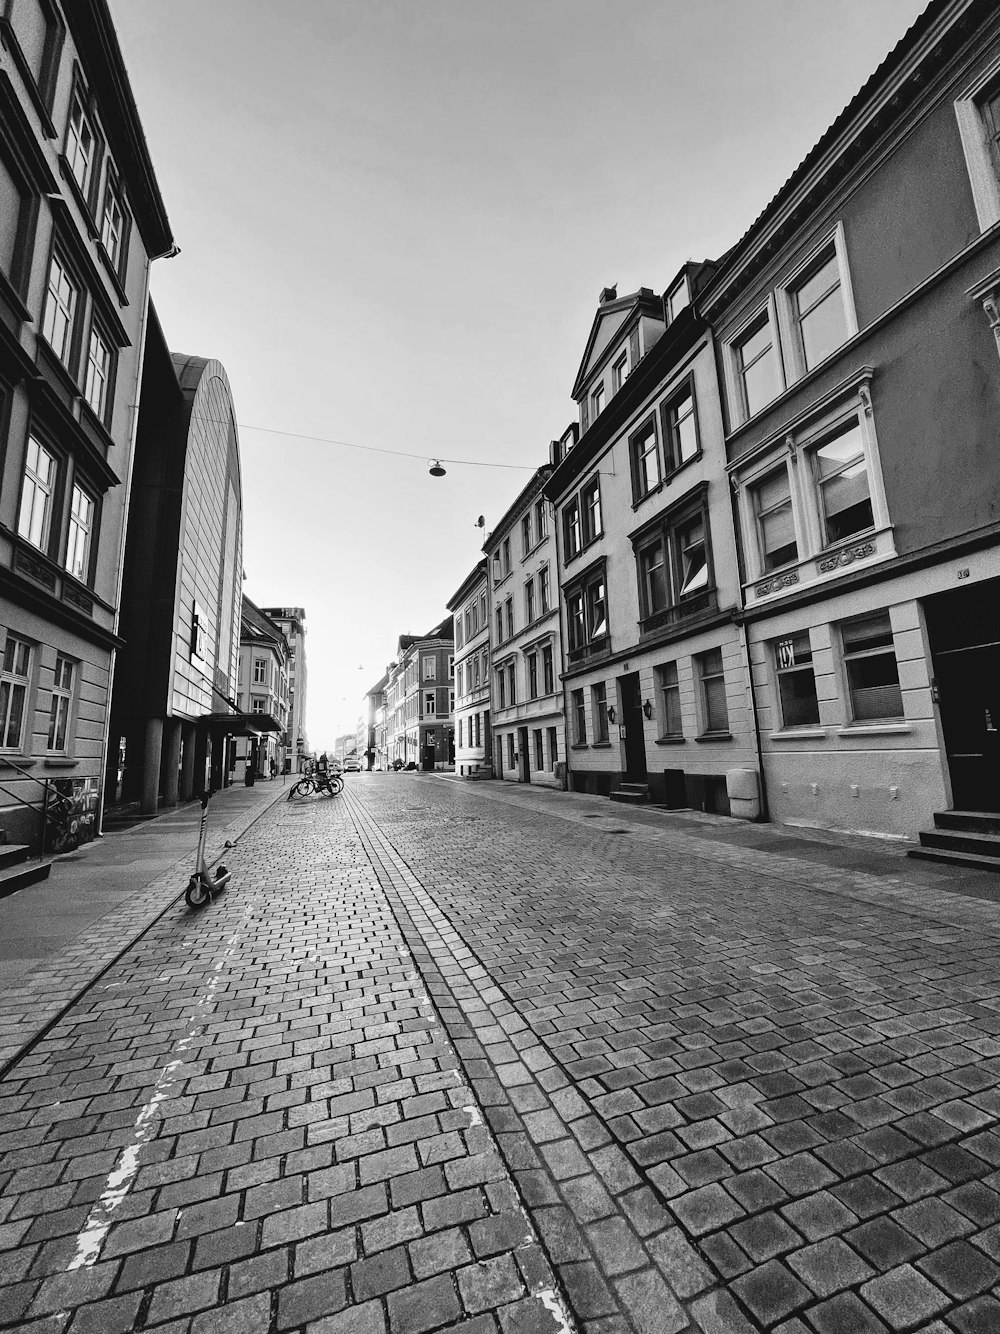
top-left (666, 276), bottom-right (690, 322)
top-left (613, 354), bottom-right (628, 391)
top-left (591, 383), bottom-right (605, 419)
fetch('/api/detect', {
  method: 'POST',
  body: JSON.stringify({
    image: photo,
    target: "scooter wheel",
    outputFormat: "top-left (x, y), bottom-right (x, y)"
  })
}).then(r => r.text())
top-left (185, 875), bottom-right (211, 908)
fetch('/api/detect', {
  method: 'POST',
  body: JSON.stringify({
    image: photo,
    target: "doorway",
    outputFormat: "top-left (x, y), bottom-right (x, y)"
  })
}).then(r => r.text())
top-left (925, 581), bottom-right (1000, 812)
top-left (517, 726), bottom-right (530, 783)
top-left (618, 672), bottom-right (647, 781)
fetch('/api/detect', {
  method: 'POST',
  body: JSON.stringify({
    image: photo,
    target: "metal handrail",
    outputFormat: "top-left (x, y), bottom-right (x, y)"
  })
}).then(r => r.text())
top-left (0, 756), bottom-right (73, 855)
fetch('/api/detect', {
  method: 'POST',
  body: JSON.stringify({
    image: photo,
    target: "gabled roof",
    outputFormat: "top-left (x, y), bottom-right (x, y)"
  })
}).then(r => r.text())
top-left (570, 287), bottom-right (662, 400)
top-left (241, 596), bottom-right (287, 651)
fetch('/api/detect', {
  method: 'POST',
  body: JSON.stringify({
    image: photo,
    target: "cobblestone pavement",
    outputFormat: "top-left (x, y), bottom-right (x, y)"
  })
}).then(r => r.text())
top-left (2, 777), bottom-right (1000, 1332)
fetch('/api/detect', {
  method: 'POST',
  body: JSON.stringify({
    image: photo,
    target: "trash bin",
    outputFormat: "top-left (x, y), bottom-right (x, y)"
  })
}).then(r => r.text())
top-left (244, 764), bottom-right (255, 787)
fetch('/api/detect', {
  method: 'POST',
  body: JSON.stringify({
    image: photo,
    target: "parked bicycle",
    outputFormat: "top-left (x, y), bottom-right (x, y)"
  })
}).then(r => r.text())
top-left (288, 770), bottom-right (343, 800)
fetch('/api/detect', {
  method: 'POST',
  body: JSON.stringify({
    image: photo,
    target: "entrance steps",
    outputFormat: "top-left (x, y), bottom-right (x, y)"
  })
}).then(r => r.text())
top-left (611, 783), bottom-right (651, 805)
top-left (0, 844), bottom-right (52, 899)
top-left (909, 810), bottom-right (1000, 874)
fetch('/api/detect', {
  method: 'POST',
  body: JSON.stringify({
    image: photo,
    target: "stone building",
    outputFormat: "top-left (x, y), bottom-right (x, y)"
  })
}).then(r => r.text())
top-left (384, 618), bottom-right (454, 769)
top-left (447, 560), bottom-right (491, 777)
top-left (260, 607), bottom-right (307, 772)
top-left (234, 598), bottom-right (288, 780)
top-left (0, 0), bottom-right (173, 847)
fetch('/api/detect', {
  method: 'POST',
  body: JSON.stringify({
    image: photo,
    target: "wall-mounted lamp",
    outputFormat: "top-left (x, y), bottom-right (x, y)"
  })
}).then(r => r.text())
top-left (607, 706), bottom-right (617, 724)
top-left (429, 460), bottom-right (447, 477)
top-left (642, 699), bottom-right (653, 719)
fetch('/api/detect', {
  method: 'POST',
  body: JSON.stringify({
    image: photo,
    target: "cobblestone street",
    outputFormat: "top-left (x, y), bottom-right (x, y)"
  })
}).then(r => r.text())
top-left (4, 776), bottom-right (1000, 1333)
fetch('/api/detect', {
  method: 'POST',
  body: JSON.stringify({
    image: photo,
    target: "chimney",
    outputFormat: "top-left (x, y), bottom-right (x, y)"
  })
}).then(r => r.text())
top-left (599, 284), bottom-right (617, 304)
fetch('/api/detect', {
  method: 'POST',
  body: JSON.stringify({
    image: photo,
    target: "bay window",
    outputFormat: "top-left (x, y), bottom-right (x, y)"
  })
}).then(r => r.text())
top-left (565, 562), bottom-right (609, 659)
top-left (633, 487), bottom-right (715, 628)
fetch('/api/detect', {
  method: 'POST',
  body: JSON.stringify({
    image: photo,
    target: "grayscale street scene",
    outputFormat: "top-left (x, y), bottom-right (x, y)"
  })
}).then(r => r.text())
top-left (5, 0), bottom-right (1000, 1329)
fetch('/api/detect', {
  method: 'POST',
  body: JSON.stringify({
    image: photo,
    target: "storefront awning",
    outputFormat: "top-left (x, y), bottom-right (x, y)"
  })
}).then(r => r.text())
top-left (198, 711), bottom-right (283, 738)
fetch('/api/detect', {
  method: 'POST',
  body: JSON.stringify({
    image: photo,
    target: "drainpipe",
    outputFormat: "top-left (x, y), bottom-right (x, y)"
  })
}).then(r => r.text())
top-left (738, 615), bottom-right (770, 823)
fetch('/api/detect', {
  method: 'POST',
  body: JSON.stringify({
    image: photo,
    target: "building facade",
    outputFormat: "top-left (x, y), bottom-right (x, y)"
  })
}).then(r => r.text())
top-left (260, 607), bottom-right (307, 772)
top-left (0, 0), bottom-right (173, 847)
top-left (447, 560), bottom-right (492, 777)
top-left (546, 281), bottom-right (756, 809)
top-left (486, 469), bottom-right (567, 787)
top-left (106, 311), bottom-right (247, 813)
top-left (384, 619), bottom-right (455, 769)
top-left (360, 672), bottom-right (388, 771)
top-left (235, 598), bottom-right (288, 779)
top-left (702, 0), bottom-right (1000, 840)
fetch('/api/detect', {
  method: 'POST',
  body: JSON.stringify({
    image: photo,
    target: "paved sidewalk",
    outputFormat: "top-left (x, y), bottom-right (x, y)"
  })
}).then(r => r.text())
top-left (0, 777), bottom-right (290, 1076)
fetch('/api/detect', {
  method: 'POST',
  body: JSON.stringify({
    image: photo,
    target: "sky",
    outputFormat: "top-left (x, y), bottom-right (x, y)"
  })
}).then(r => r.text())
top-left (108, 0), bottom-right (928, 749)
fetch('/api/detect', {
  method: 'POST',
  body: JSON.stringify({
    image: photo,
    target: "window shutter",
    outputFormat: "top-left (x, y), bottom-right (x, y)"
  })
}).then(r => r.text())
top-left (629, 327), bottom-right (640, 367)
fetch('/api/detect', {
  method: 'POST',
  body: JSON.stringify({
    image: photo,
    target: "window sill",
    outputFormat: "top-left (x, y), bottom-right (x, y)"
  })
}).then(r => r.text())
top-left (694, 731), bottom-right (733, 743)
top-left (591, 741), bottom-right (613, 749)
top-left (58, 155), bottom-right (100, 239)
top-left (631, 479), bottom-right (664, 511)
top-left (663, 449), bottom-right (703, 486)
top-left (836, 722), bottom-right (911, 737)
top-left (42, 758), bottom-right (78, 768)
top-left (0, 755), bottom-right (37, 767)
top-left (97, 242), bottom-right (129, 307)
top-left (769, 727), bottom-right (826, 740)
top-left (570, 743), bottom-right (589, 751)
top-left (655, 735), bottom-right (686, 745)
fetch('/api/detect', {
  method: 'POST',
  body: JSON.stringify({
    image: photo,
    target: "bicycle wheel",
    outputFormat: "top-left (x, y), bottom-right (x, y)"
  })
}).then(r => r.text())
top-left (289, 778), bottom-right (314, 799)
top-left (329, 775), bottom-right (344, 796)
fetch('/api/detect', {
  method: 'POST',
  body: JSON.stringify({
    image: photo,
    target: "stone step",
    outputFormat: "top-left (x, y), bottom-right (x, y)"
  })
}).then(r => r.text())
top-left (0, 843), bottom-right (30, 872)
top-left (611, 784), bottom-right (650, 805)
top-left (918, 827), bottom-right (1000, 859)
top-left (934, 809), bottom-right (1000, 836)
top-left (908, 845), bottom-right (1000, 875)
top-left (0, 858), bottom-right (52, 900)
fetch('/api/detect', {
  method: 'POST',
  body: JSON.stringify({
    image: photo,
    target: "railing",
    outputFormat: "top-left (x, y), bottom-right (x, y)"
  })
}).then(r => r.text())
top-left (0, 757), bottom-right (77, 855)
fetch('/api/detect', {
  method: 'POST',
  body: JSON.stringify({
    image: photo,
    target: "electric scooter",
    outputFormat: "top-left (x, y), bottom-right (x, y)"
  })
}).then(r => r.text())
top-left (185, 790), bottom-right (234, 908)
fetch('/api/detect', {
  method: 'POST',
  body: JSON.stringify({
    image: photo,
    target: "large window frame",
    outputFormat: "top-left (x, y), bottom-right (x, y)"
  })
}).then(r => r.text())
top-left (42, 249), bottom-right (80, 370)
top-left (64, 86), bottom-right (99, 205)
top-left (629, 415), bottom-right (660, 504)
top-left (1, 634), bottom-right (33, 752)
top-left (660, 376), bottom-right (701, 473)
top-left (631, 485), bottom-right (716, 633)
top-left (696, 646), bottom-right (730, 736)
top-left (955, 58), bottom-right (1000, 232)
top-left (83, 317), bottom-right (114, 424)
top-left (774, 632), bottom-right (821, 729)
top-left (17, 435), bottom-right (58, 554)
top-left (46, 653), bottom-right (74, 753)
top-left (655, 661), bottom-right (683, 740)
top-left (564, 559), bottom-right (609, 661)
top-left (65, 482), bottom-right (95, 582)
top-left (731, 301), bottom-right (783, 423)
top-left (840, 612), bottom-right (903, 724)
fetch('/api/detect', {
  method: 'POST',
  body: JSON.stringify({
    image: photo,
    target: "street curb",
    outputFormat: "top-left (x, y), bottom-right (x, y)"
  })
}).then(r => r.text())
top-left (0, 783), bottom-right (289, 1081)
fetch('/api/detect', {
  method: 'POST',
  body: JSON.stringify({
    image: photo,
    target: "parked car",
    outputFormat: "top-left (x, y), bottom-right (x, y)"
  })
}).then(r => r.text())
top-left (343, 758), bottom-right (362, 772)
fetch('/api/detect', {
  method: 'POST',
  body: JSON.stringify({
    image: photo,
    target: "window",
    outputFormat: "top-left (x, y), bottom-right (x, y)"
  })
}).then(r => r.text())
top-left (471, 602), bottom-right (479, 635)
top-left (752, 467), bottom-right (797, 571)
top-left (791, 246), bottom-right (849, 371)
top-left (497, 670), bottom-right (506, 709)
top-left (506, 662), bottom-right (516, 705)
top-left (639, 540), bottom-right (667, 616)
top-left (253, 659), bottom-right (267, 684)
top-left (448, 655), bottom-right (454, 677)
top-left (424, 658), bottom-right (436, 680)
top-left (662, 382), bottom-right (699, 470)
top-left (42, 253), bottom-right (77, 366)
top-left (592, 682), bottom-right (609, 744)
top-left (1, 636), bottom-right (32, 751)
top-left (251, 697), bottom-right (267, 714)
top-left (566, 565), bottom-right (609, 655)
top-left (630, 418), bottom-right (660, 501)
top-left (455, 619), bottom-right (464, 650)
top-left (572, 689), bottom-right (586, 744)
top-left (842, 613), bottom-right (902, 722)
top-left (735, 310), bottom-right (781, 419)
top-left (84, 323), bottom-right (112, 421)
top-left (479, 591), bottom-right (487, 624)
top-left (496, 608), bottom-right (504, 644)
top-left (535, 499), bottom-right (547, 538)
top-left (564, 499), bottom-right (582, 559)
top-left (502, 537), bottom-right (511, 575)
top-left (582, 478), bottom-right (602, 544)
top-left (474, 713), bottom-right (481, 746)
top-left (591, 383), bottom-right (605, 419)
top-left (456, 663), bottom-right (464, 696)
top-left (473, 654), bottom-right (481, 687)
top-left (527, 651), bottom-right (538, 700)
top-left (525, 579), bottom-right (535, 624)
top-left (66, 91), bottom-right (96, 198)
top-left (697, 647), bottom-right (729, 734)
top-left (464, 609), bottom-right (472, 642)
top-left (775, 633), bottom-right (820, 728)
top-left (539, 567), bottom-right (550, 614)
top-left (533, 729), bottom-right (543, 769)
top-left (457, 717), bottom-right (463, 748)
top-left (613, 353), bottom-right (628, 391)
top-left (522, 512), bottom-right (533, 555)
top-left (677, 516), bottom-right (709, 597)
top-left (507, 733), bottom-right (515, 769)
top-left (505, 597), bottom-right (513, 641)
top-left (449, 690), bottom-right (454, 713)
top-left (542, 645), bottom-right (554, 695)
top-left (190, 602), bottom-right (206, 663)
top-left (101, 169), bottom-right (127, 271)
top-left (813, 422), bottom-right (873, 545)
top-left (656, 662), bottom-right (682, 738)
top-left (424, 691), bottom-right (436, 715)
top-left (18, 438), bottom-right (57, 552)
top-left (63, 482), bottom-right (94, 582)
top-left (546, 727), bottom-right (558, 765)
top-left (666, 276), bottom-right (690, 323)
